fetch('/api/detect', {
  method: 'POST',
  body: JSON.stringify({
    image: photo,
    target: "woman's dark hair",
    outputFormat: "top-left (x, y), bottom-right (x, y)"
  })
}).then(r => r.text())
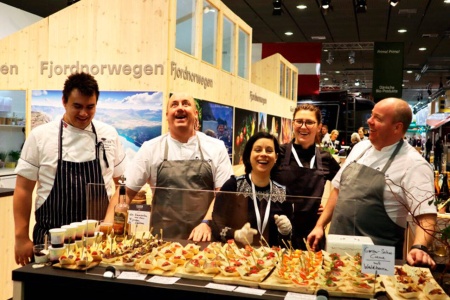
top-left (62, 72), bottom-right (100, 103)
top-left (243, 131), bottom-right (280, 174)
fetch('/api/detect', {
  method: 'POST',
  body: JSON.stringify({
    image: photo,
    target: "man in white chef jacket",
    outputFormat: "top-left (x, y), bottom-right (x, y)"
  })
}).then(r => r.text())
top-left (14, 72), bottom-right (126, 266)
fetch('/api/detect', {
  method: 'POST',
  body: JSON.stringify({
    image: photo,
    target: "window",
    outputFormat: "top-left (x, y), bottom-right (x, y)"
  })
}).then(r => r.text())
top-left (176, 0), bottom-right (196, 55)
top-left (202, 1), bottom-right (218, 65)
top-left (238, 28), bottom-right (249, 78)
top-left (222, 16), bottom-right (234, 73)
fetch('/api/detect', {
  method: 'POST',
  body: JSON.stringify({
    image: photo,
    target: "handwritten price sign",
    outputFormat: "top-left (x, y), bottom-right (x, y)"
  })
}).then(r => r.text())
top-left (361, 245), bottom-right (395, 275)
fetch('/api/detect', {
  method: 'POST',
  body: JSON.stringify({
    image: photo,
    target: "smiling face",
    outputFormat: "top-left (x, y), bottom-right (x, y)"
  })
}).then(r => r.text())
top-left (166, 93), bottom-right (198, 142)
top-left (330, 131), bottom-right (339, 141)
top-left (62, 89), bottom-right (97, 129)
top-left (367, 98), bottom-right (407, 150)
top-left (250, 137), bottom-right (278, 177)
top-left (293, 109), bottom-right (319, 148)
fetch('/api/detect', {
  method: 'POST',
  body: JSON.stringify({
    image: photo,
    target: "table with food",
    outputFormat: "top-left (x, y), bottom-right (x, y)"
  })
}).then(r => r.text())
top-left (14, 227), bottom-right (449, 300)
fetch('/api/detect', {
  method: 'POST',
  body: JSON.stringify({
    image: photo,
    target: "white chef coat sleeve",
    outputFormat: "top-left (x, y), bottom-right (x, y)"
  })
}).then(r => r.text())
top-left (15, 130), bottom-right (40, 181)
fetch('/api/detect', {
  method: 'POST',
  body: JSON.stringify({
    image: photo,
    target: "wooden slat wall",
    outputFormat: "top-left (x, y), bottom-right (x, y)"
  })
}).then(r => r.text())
top-left (0, 0), bottom-right (299, 297)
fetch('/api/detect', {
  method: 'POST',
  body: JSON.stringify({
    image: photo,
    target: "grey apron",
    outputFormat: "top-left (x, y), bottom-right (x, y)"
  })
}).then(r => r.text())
top-left (271, 142), bottom-right (326, 250)
top-left (152, 136), bottom-right (214, 239)
top-left (33, 120), bottom-right (110, 244)
top-left (329, 139), bottom-right (405, 259)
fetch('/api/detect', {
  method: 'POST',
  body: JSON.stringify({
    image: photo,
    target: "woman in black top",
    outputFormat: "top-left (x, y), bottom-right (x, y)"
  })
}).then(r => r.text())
top-left (271, 104), bottom-right (341, 250)
top-left (211, 132), bottom-right (292, 247)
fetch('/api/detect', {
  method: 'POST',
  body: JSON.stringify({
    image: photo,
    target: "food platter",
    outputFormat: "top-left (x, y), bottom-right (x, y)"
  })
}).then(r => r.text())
top-left (48, 234), bottom-right (448, 299)
top-left (381, 265), bottom-right (448, 300)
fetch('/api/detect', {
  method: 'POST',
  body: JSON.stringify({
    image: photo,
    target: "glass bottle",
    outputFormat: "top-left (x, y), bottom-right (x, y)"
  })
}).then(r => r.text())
top-left (113, 175), bottom-right (129, 241)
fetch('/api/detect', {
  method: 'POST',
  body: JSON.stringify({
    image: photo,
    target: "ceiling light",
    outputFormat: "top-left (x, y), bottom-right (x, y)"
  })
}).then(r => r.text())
top-left (355, 0), bottom-right (367, 13)
top-left (418, 47), bottom-right (427, 51)
top-left (326, 52), bottom-right (334, 64)
top-left (355, 80), bottom-right (360, 86)
top-left (321, 0), bottom-right (331, 9)
top-left (273, 0), bottom-right (282, 15)
top-left (296, 5), bottom-right (307, 9)
top-left (348, 51), bottom-right (356, 64)
top-left (398, 29), bottom-right (407, 33)
top-left (406, 70), bottom-right (413, 74)
top-left (389, 0), bottom-right (399, 7)
top-left (335, 71), bottom-right (340, 74)
top-left (285, 31), bottom-right (293, 36)
top-left (445, 0), bottom-right (450, 3)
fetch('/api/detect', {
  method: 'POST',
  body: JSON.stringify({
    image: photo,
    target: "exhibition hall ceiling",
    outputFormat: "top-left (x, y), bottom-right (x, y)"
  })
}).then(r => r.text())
top-left (2, 0), bottom-right (450, 104)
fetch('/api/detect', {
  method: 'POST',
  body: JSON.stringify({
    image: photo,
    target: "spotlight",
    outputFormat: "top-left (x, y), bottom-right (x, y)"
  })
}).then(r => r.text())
top-left (321, 0), bottom-right (331, 9)
top-left (326, 52), bottom-right (334, 64)
top-left (389, 0), bottom-right (399, 7)
top-left (355, 0), bottom-right (367, 13)
top-left (273, 0), bottom-right (282, 16)
top-left (348, 51), bottom-right (355, 64)
top-left (355, 80), bottom-right (360, 86)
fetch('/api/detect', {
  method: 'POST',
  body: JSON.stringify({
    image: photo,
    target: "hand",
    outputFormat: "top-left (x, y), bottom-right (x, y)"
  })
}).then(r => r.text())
top-left (188, 222), bottom-right (211, 242)
top-left (234, 222), bottom-right (257, 244)
top-left (407, 248), bottom-right (436, 269)
top-left (15, 237), bottom-right (34, 266)
top-left (306, 226), bottom-right (324, 252)
top-left (274, 214), bottom-right (292, 235)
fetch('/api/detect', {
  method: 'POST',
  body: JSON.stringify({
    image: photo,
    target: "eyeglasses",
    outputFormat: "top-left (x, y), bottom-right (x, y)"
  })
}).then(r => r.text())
top-left (293, 119), bottom-right (316, 128)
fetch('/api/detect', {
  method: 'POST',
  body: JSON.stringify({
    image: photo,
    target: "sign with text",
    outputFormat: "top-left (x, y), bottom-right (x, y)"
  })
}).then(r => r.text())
top-left (128, 204), bottom-right (151, 234)
top-left (372, 42), bottom-right (404, 102)
top-left (361, 245), bottom-right (395, 275)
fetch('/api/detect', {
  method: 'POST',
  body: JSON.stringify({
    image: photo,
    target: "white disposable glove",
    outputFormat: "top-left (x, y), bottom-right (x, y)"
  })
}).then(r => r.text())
top-left (234, 222), bottom-right (258, 244)
top-left (274, 214), bottom-right (292, 235)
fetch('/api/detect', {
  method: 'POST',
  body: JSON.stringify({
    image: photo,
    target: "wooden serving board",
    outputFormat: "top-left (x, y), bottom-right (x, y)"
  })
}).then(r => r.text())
top-left (99, 261), bottom-right (136, 271)
top-left (212, 274), bottom-right (260, 288)
top-left (258, 273), bottom-right (315, 294)
top-left (174, 267), bottom-right (216, 281)
top-left (52, 261), bottom-right (99, 271)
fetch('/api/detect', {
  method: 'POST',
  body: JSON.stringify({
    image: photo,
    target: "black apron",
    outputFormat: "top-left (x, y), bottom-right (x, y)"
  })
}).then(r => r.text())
top-left (272, 142), bottom-right (326, 250)
top-left (329, 140), bottom-right (405, 259)
top-left (152, 136), bottom-right (214, 239)
top-left (33, 120), bottom-right (109, 244)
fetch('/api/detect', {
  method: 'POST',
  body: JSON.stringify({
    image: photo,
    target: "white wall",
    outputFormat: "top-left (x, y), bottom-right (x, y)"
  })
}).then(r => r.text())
top-left (0, 2), bottom-right (42, 40)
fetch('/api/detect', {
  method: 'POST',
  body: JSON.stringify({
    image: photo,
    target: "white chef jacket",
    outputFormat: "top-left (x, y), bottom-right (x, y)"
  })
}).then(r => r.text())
top-left (16, 119), bottom-right (126, 210)
top-left (332, 139), bottom-right (437, 228)
top-left (126, 131), bottom-right (233, 192)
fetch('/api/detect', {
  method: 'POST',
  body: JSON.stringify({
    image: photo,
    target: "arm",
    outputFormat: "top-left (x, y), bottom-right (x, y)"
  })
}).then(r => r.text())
top-left (13, 175), bottom-right (37, 266)
top-left (188, 187), bottom-right (219, 242)
top-left (307, 187), bottom-right (339, 251)
top-left (406, 213), bottom-right (436, 267)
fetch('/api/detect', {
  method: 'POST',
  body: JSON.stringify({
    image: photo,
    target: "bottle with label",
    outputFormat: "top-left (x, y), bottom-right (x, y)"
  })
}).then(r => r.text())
top-left (438, 172), bottom-right (449, 214)
top-left (113, 175), bottom-right (129, 241)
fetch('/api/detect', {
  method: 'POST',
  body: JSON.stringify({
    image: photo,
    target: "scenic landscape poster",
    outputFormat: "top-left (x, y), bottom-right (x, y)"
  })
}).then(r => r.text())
top-left (267, 114), bottom-right (281, 142)
top-left (196, 100), bottom-right (233, 160)
top-left (258, 112), bottom-right (268, 133)
top-left (233, 107), bottom-right (258, 165)
top-left (280, 117), bottom-right (293, 144)
top-left (31, 90), bottom-right (163, 159)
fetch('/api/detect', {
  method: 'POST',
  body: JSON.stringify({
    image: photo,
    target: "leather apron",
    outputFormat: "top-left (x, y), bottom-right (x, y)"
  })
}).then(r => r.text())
top-left (152, 136), bottom-right (214, 239)
top-left (271, 142), bottom-right (326, 250)
top-left (33, 120), bottom-right (109, 244)
top-left (329, 140), bottom-right (405, 259)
